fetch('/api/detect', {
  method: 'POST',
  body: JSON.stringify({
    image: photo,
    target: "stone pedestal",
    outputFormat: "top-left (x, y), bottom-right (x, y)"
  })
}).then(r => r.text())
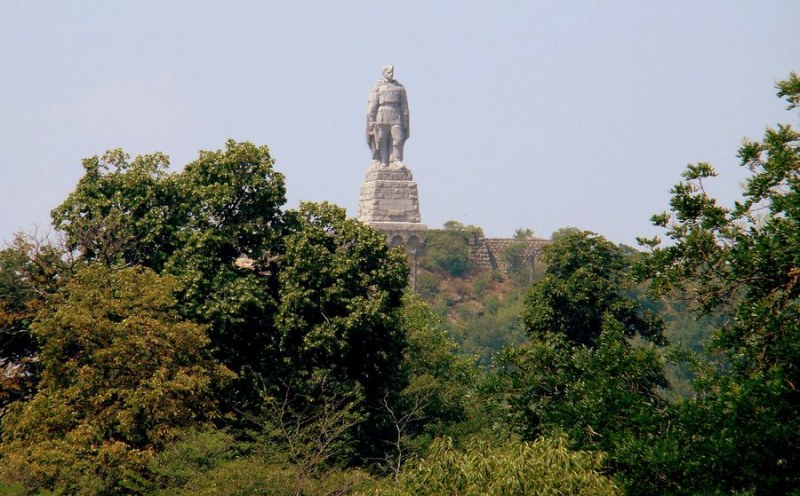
top-left (358, 162), bottom-right (427, 247)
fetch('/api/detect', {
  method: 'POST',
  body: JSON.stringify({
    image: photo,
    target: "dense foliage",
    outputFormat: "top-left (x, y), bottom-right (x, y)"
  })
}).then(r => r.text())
top-left (1, 73), bottom-right (799, 494)
top-left (0, 233), bottom-right (73, 408)
top-left (0, 141), bottom-right (416, 493)
top-left (420, 221), bottom-right (478, 277)
top-left (0, 266), bottom-right (230, 493)
top-left (491, 230), bottom-right (669, 494)
top-left (373, 435), bottom-right (619, 496)
top-left (523, 230), bottom-right (665, 346)
top-left (633, 71), bottom-right (800, 494)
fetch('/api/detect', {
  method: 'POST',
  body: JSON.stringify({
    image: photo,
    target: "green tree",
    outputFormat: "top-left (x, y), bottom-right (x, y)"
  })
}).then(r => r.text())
top-left (523, 230), bottom-right (665, 346)
top-left (382, 295), bottom-right (475, 478)
top-left (422, 221), bottom-right (478, 277)
top-left (513, 227), bottom-right (534, 240)
top-left (49, 140), bottom-right (288, 408)
top-left (493, 231), bottom-right (669, 493)
top-left (550, 226), bottom-right (581, 242)
top-left (0, 265), bottom-right (232, 494)
top-left (494, 324), bottom-right (668, 494)
top-left (637, 72), bottom-right (800, 494)
top-left (500, 241), bottom-right (528, 276)
top-left (51, 149), bottom-right (178, 270)
top-left (149, 428), bottom-right (379, 495)
top-left (0, 233), bottom-right (74, 409)
top-left (39, 141), bottom-right (421, 474)
top-left (273, 201), bottom-right (409, 456)
top-left (164, 141), bottom-right (287, 400)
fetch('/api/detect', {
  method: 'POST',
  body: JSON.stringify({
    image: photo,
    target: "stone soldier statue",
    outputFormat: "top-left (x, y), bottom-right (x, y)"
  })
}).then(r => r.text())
top-left (366, 65), bottom-right (410, 166)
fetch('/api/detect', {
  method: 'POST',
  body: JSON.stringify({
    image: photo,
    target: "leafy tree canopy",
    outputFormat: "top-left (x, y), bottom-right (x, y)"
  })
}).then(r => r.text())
top-left (524, 230), bottom-right (665, 346)
top-left (0, 233), bottom-right (74, 408)
top-left (636, 72), bottom-right (800, 494)
top-left (49, 140), bottom-right (288, 407)
top-left (0, 265), bottom-right (232, 494)
top-left (9, 141), bottom-right (415, 473)
top-left (273, 201), bottom-right (408, 407)
top-left (422, 221), bottom-right (479, 277)
top-left (513, 227), bottom-right (534, 239)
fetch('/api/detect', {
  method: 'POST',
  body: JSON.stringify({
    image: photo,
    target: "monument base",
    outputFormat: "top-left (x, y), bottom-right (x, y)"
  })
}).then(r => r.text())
top-left (357, 162), bottom-right (427, 248)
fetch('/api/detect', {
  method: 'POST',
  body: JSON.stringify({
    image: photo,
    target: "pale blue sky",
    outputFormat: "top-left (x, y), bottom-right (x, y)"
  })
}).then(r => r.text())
top-left (1, 1), bottom-right (798, 246)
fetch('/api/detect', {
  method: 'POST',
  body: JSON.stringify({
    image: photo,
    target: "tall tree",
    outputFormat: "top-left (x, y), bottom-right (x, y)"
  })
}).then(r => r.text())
top-left (495, 230), bottom-right (669, 493)
top-left (49, 140), bottom-right (288, 406)
top-left (0, 265), bottom-right (231, 494)
top-left (272, 201), bottom-right (409, 456)
top-left (51, 149), bottom-right (178, 270)
top-left (638, 72), bottom-right (800, 494)
top-left (523, 230), bottom-right (664, 346)
top-left (0, 233), bottom-right (74, 410)
top-left (40, 141), bottom-right (419, 467)
top-left (164, 140), bottom-right (287, 396)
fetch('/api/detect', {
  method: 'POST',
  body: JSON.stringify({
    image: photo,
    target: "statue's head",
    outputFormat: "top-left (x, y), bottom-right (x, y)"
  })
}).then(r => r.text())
top-left (382, 65), bottom-right (394, 80)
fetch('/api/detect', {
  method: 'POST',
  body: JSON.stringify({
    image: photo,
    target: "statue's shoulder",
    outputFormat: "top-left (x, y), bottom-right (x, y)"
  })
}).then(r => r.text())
top-left (374, 79), bottom-right (404, 89)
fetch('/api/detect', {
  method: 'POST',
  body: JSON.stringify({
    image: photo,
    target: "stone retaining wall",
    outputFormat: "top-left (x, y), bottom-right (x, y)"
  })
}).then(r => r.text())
top-left (467, 229), bottom-right (549, 273)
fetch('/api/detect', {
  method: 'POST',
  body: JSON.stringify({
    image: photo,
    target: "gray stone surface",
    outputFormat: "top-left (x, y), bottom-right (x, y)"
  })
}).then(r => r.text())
top-left (358, 163), bottom-right (423, 224)
top-left (366, 65), bottom-right (410, 167)
top-left (466, 228), bottom-right (550, 273)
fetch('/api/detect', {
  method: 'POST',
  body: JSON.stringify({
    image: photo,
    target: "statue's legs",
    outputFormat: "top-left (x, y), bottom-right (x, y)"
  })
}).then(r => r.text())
top-left (376, 124), bottom-right (405, 165)
top-left (376, 125), bottom-right (391, 166)
top-left (390, 125), bottom-right (404, 163)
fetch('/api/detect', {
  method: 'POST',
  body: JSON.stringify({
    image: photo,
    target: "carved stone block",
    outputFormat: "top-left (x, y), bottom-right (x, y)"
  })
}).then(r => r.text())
top-left (357, 162), bottom-right (426, 247)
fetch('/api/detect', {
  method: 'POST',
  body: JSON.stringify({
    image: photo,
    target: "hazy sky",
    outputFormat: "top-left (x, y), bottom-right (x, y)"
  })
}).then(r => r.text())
top-left (1, 1), bottom-right (798, 246)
